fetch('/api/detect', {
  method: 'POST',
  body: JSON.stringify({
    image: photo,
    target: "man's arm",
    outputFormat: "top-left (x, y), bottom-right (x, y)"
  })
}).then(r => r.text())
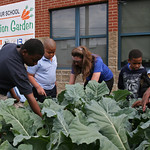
top-left (141, 87), bottom-right (150, 111)
top-left (24, 93), bottom-right (42, 117)
top-left (132, 87), bottom-right (150, 111)
top-left (10, 88), bottom-right (20, 102)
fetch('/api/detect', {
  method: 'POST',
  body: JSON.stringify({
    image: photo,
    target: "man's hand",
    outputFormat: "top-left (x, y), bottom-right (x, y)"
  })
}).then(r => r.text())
top-left (132, 87), bottom-right (150, 111)
top-left (141, 87), bottom-right (150, 111)
top-left (132, 100), bottom-right (142, 108)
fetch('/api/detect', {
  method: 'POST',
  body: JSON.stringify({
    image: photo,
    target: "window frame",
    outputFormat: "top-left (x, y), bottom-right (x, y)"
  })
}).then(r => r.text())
top-left (118, 0), bottom-right (150, 69)
top-left (50, 3), bottom-right (108, 69)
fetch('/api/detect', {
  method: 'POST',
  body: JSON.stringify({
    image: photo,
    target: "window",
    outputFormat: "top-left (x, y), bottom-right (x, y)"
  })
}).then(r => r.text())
top-left (118, 0), bottom-right (150, 70)
top-left (50, 3), bottom-right (107, 68)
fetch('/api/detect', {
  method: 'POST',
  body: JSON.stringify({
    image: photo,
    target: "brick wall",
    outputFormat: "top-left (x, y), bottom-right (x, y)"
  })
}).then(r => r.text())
top-left (108, 0), bottom-right (119, 91)
top-left (35, 0), bottom-right (107, 37)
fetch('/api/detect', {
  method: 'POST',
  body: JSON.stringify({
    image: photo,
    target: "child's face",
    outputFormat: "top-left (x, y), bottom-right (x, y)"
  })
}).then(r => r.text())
top-left (128, 57), bottom-right (142, 70)
top-left (44, 48), bottom-right (56, 60)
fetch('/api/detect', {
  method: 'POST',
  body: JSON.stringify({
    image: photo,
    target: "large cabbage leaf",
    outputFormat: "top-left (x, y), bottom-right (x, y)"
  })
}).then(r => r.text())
top-left (53, 110), bottom-right (74, 137)
top-left (85, 81), bottom-right (109, 101)
top-left (69, 109), bottom-right (119, 150)
top-left (85, 100), bottom-right (130, 150)
top-left (64, 83), bottom-right (85, 107)
top-left (0, 100), bottom-right (42, 136)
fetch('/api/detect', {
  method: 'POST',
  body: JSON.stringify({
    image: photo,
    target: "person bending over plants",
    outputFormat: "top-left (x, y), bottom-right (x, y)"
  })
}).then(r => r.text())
top-left (69, 46), bottom-right (114, 93)
top-left (0, 39), bottom-right (44, 117)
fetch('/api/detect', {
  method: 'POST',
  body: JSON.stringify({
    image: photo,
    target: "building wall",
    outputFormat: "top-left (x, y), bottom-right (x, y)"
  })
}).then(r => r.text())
top-left (0, 0), bottom-right (119, 94)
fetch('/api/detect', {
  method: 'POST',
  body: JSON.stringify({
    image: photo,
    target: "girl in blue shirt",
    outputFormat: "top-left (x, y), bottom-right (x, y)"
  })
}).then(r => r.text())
top-left (69, 46), bottom-right (114, 93)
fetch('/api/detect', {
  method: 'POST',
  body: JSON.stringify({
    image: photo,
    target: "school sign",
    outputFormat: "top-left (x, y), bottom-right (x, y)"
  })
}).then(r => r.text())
top-left (0, 0), bottom-right (35, 48)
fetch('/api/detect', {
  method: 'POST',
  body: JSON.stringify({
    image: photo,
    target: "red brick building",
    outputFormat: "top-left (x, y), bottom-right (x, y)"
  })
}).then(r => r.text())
top-left (0, 0), bottom-right (150, 93)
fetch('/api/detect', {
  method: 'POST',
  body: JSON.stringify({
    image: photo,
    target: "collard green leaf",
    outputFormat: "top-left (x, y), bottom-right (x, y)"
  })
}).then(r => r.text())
top-left (135, 141), bottom-right (150, 150)
top-left (0, 106), bottom-right (37, 136)
top-left (140, 120), bottom-right (150, 129)
top-left (85, 81), bottom-right (109, 101)
top-left (112, 89), bottom-right (131, 101)
top-left (14, 135), bottom-right (50, 149)
top-left (42, 99), bottom-right (65, 117)
top-left (18, 144), bottom-right (33, 150)
top-left (69, 109), bottom-right (119, 150)
top-left (64, 83), bottom-right (85, 103)
top-left (53, 110), bottom-right (70, 137)
top-left (69, 111), bottom-right (101, 145)
top-left (85, 100), bottom-right (130, 150)
top-left (0, 140), bottom-right (17, 150)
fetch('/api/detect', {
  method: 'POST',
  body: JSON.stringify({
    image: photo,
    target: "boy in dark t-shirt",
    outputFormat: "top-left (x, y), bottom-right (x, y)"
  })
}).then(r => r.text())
top-left (118, 49), bottom-right (149, 99)
top-left (0, 39), bottom-right (44, 117)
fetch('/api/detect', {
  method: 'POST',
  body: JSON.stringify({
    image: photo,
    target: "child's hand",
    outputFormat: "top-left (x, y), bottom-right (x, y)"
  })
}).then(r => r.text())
top-left (37, 87), bottom-right (47, 96)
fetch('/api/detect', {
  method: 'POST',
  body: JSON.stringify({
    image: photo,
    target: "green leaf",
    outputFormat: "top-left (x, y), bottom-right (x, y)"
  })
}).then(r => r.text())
top-left (135, 141), bottom-right (150, 150)
top-left (53, 110), bottom-right (70, 137)
top-left (0, 104), bottom-right (38, 136)
top-left (0, 140), bottom-right (17, 150)
top-left (85, 81), bottom-right (109, 101)
top-left (64, 83), bottom-right (85, 102)
top-left (69, 109), bottom-right (119, 150)
top-left (18, 144), bottom-right (33, 150)
top-left (69, 110), bottom-right (101, 145)
top-left (42, 99), bottom-right (65, 117)
top-left (29, 7), bottom-right (34, 11)
top-left (13, 135), bottom-right (50, 149)
top-left (112, 89), bottom-right (131, 101)
top-left (85, 100), bottom-right (130, 150)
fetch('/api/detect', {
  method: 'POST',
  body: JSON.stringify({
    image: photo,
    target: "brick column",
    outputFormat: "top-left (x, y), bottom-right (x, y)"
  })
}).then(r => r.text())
top-left (108, 0), bottom-right (119, 91)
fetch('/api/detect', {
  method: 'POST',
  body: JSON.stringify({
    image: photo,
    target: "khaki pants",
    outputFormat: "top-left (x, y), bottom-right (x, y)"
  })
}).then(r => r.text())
top-left (0, 94), bottom-right (7, 100)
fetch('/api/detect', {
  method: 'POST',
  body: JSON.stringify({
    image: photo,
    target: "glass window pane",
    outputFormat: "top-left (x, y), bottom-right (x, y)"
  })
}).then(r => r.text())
top-left (121, 36), bottom-right (150, 69)
top-left (121, 0), bottom-right (150, 33)
top-left (80, 4), bottom-right (107, 36)
top-left (81, 38), bottom-right (107, 64)
top-left (55, 40), bottom-right (75, 68)
top-left (52, 8), bottom-right (75, 38)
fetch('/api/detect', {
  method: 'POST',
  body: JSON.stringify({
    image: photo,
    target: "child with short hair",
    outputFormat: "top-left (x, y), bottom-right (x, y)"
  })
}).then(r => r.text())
top-left (27, 38), bottom-right (57, 103)
top-left (118, 49), bottom-right (148, 99)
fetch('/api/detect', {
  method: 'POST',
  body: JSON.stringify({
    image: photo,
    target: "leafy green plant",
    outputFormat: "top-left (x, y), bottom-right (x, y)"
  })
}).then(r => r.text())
top-left (0, 80), bottom-right (150, 150)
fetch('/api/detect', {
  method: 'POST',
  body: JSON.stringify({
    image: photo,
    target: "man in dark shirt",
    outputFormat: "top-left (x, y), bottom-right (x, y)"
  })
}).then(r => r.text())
top-left (0, 39), bottom-right (44, 117)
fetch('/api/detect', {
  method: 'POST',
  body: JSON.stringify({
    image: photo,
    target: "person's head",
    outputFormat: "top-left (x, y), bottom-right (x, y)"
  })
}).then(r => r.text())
top-left (71, 46), bottom-right (93, 81)
top-left (21, 39), bottom-right (44, 66)
top-left (43, 38), bottom-right (56, 60)
top-left (128, 49), bottom-right (143, 70)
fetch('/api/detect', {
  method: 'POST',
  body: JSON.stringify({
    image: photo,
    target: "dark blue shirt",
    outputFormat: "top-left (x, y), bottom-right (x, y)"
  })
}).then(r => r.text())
top-left (118, 63), bottom-right (147, 98)
top-left (0, 43), bottom-right (32, 95)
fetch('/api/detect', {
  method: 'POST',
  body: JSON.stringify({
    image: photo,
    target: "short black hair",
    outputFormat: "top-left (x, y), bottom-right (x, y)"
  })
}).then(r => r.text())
top-left (21, 39), bottom-right (44, 56)
top-left (128, 49), bottom-right (142, 60)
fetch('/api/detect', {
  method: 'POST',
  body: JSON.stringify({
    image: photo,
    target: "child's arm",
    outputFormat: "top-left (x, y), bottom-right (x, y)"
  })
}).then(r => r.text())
top-left (9, 88), bottom-right (20, 102)
top-left (27, 73), bottom-right (47, 96)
